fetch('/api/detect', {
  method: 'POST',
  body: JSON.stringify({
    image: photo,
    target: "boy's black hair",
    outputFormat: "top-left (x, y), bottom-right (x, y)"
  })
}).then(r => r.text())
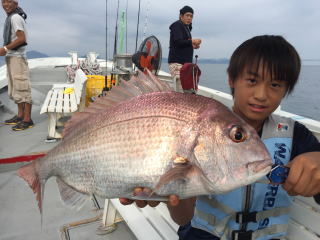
top-left (227, 35), bottom-right (301, 95)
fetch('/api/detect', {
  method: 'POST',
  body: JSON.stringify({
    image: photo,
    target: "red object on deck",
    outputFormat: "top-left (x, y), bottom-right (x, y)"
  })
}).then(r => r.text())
top-left (0, 153), bottom-right (46, 164)
top-left (180, 63), bottom-right (201, 90)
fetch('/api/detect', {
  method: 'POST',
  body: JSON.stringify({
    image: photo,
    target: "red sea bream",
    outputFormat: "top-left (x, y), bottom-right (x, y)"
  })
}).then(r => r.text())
top-left (17, 70), bottom-right (272, 213)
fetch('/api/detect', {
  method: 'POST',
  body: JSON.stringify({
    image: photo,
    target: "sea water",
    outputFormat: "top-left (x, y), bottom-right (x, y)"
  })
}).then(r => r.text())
top-left (162, 63), bottom-right (320, 121)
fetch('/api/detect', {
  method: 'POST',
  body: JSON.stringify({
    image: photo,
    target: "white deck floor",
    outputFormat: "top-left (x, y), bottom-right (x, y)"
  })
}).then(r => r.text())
top-left (0, 66), bottom-right (137, 240)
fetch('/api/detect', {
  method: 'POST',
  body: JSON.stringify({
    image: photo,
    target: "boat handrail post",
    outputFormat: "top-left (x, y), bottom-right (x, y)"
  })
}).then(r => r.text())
top-left (68, 51), bottom-right (78, 66)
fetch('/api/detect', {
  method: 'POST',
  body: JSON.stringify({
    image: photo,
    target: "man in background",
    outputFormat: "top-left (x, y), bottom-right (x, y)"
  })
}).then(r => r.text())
top-left (168, 5), bottom-right (202, 93)
top-left (0, 0), bottom-right (33, 131)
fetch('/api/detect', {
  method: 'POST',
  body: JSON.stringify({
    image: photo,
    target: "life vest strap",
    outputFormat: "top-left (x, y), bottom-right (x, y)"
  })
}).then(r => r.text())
top-left (236, 207), bottom-right (290, 224)
top-left (226, 224), bottom-right (288, 240)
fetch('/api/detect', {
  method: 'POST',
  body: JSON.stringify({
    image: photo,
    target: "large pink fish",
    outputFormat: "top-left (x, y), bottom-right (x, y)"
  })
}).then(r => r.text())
top-left (18, 70), bottom-right (272, 214)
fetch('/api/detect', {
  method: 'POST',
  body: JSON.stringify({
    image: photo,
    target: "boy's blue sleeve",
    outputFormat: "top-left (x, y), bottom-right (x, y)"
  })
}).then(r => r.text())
top-left (291, 121), bottom-right (320, 204)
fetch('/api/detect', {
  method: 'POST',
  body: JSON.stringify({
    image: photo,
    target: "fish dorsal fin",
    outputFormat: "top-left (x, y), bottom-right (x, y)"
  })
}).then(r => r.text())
top-left (63, 69), bottom-right (172, 138)
top-left (56, 178), bottom-right (91, 210)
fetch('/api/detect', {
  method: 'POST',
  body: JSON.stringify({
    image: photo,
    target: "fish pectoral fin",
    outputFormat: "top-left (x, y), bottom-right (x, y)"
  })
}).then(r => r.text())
top-left (175, 126), bottom-right (200, 161)
top-left (154, 162), bottom-right (202, 192)
top-left (56, 178), bottom-right (91, 210)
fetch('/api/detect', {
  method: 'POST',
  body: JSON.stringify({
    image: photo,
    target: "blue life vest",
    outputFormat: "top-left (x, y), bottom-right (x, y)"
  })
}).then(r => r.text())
top-left (191, 115), bottom-right (295, 240)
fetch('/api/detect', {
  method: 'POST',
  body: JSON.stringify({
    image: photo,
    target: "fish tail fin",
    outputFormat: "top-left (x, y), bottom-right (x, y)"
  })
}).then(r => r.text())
top-left (17, 162), bottom-right (44, 219)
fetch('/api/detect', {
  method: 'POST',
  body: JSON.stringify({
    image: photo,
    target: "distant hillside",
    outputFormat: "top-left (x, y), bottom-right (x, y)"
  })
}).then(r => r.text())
top-left (198, 58), bottom-right (229, 64)
top-left (162, 57), bottom-right (229, 64)
top-left (0, 50), bottom-right (49, 66)
top-left (26, 50), bottom-right (49, 59)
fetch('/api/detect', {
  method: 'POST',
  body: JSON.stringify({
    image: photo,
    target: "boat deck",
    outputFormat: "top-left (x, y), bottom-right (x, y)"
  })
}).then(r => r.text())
top-left (0, 66), bottom-right (137, 240)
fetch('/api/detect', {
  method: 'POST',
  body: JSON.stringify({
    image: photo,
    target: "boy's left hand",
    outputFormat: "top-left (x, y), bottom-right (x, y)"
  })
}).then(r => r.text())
top-left (283, 152), bottom-right (320, 197)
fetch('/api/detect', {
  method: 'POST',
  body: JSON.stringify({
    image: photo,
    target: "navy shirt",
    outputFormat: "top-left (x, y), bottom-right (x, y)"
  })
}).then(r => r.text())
top-left (168, 20), bottom-right (194, 64)
top-left (291, 121), bottom-right (320, 158)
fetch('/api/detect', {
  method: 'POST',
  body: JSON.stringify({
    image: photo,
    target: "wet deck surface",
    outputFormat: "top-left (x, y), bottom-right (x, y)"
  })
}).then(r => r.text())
top-left (0, 67), bottom-right (137, 240)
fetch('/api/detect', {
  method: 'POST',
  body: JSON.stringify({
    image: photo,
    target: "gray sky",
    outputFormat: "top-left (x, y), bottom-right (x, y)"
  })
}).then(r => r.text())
top-left (1, 0), bottom-right (320, 61)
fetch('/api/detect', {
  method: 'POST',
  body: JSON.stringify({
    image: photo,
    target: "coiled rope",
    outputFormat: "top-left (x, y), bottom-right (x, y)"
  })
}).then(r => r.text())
top-left (66, 58), bottom-right (102, 82)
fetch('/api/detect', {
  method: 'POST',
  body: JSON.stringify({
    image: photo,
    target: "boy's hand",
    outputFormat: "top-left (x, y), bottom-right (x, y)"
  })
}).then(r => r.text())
top-left (119, 187), bottom-right (180, 208)
top-left (283, 152), bottom-right (320, 197)
top-left (120, 187), bottom-right (196, 226)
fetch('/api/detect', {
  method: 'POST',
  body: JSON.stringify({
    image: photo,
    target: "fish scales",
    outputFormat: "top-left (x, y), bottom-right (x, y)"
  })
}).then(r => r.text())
top-left (43, 93), bottom-right (214, 198)
top-left (17, 70), bottom-right (272, 214)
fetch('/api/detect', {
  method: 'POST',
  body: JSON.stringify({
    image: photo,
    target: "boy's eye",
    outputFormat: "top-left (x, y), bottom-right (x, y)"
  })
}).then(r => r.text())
top-left (247, 78), bottom-right (257, 84)
top-left (271, 82), bottom-right (282, 88)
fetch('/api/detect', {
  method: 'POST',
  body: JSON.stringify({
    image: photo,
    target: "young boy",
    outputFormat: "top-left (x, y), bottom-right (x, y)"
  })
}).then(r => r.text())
top-left (120, 35), bottom-right (320, 240)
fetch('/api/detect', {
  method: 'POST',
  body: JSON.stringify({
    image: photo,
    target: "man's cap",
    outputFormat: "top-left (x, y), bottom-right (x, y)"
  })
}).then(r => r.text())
top-left (180, 6), bottom-right (193, 15)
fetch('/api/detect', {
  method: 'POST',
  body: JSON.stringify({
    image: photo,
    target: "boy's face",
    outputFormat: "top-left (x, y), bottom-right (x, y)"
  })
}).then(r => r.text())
top-left (229, 64), bottom-right (288, 131)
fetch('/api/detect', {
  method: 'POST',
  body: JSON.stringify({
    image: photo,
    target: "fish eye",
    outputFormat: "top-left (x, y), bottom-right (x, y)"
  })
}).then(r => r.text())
top-left (229, 125), bottom-right (247, 143)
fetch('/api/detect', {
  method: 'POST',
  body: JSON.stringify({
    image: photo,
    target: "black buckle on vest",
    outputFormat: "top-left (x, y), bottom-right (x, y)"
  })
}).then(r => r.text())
top-left (232, 230), bottom-right (253, 240)
top-left (236, 211), bottom-right (257, 223)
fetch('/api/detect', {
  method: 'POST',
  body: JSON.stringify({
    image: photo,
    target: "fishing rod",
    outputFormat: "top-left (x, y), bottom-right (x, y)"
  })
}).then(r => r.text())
top-left (135, 0), bottom-right (141, 52)
top-left (110, 0), bottom-right (120, 88)
top-left (142, 0), bottom-right (151, 40)
top-left (126, 0), bottom-right (128, 53)
top-left (106, 0), bottom-right (108, 61)
top-left (113, 0), bottom-right (120, 60)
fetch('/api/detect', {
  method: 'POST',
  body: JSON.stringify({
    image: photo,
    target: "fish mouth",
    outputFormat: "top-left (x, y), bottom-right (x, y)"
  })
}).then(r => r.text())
top-left (247, 159), bottom-right (272, 173)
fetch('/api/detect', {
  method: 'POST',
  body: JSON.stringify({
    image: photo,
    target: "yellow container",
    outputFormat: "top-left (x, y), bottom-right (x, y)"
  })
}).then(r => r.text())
top-left (107, 75), bottom-right (118, 88)
top-left (106, 75), bottom-right (113, 88)
top-left (106, 75), bottom-right (112, 89)
top-left (85, 75), bottom-right (108, 106)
